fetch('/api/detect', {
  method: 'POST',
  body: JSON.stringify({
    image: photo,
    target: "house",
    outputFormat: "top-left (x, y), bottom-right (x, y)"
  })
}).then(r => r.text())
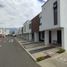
top-left (39, 12), bottom-right (45, 42)
top-left (0, 28), bottom-right (5, 37)
top-left (22, 14), bottom-right (40, 42)
top-left (40, 0), bottom-right (67, 50)
top-left (23, 20), bottom-right (32, 41)
top-left (5, 29), bottom-right (10, 35)
top-left (0, 28), bottom-right (10, 37)
top-left (31, 14), bottom-right (40, 42)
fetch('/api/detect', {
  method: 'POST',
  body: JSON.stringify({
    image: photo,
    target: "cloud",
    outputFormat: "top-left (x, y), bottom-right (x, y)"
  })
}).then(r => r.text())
top-left (0, 0), bottom-right (45, 28)
top-left (38, 0), bottom-right (45, 3)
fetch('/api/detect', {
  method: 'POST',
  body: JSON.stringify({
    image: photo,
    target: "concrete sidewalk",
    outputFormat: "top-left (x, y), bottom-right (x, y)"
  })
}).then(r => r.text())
top-left (16, 37), bottom-right (67, 67)
top-left (38, 52), bottom-right (67, 67)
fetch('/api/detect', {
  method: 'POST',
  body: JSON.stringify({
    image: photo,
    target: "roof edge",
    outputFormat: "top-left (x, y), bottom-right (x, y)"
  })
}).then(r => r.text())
top-left (42, 0), bottom-right (49, 7)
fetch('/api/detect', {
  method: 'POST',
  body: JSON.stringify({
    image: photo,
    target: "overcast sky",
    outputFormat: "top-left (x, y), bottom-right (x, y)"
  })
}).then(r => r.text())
top-left (0, 0), bottom-right (46, 28)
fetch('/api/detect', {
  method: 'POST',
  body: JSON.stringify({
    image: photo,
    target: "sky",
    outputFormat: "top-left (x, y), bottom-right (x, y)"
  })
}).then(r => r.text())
top-left (0, 0), bottom-right (46, 28)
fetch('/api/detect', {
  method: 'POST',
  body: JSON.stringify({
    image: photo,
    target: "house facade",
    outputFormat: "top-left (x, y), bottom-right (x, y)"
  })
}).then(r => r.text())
top-left (39, 0), bottom-right (67, 50)
top-left (31, 14), bottom-right (40, 42)
top-left (0, 28), bottom-right (5, 37)
top-left (0, 28), bottom-right (10, 36)
top-left (23, 20), bottom-right (32, 41)
top-left (23, 14), bottom-right (40, 42)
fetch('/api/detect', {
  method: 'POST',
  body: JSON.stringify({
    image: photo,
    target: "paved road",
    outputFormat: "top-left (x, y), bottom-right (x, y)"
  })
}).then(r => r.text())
top-left (0, 37), bottom-right (40, 67)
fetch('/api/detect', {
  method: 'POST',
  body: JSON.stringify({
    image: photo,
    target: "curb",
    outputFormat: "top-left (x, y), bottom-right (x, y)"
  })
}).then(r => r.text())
top-left (15, 38), bottom-right (36, 61)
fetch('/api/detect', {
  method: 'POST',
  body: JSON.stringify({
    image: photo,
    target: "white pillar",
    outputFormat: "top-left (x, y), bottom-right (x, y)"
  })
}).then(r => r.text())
top-left (62, 28), bottom-right (67, 50)
top-left (34, 32), bottom-right (39, 42)
top-left (29, 33), bottom-right (32, 41)
top-left (44, 31), bottom-right (49, 46)
top-left (62, 29), bottom-right (64, 48)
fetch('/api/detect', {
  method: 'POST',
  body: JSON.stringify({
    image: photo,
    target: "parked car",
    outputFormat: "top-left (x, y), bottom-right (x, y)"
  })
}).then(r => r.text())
top-left (12, 34), bottom-right (16, 37)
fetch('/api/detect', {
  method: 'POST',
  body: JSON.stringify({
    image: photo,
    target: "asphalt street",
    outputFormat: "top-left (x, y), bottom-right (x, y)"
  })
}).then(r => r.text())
top-left (0, 37), bottom-right (40, 67)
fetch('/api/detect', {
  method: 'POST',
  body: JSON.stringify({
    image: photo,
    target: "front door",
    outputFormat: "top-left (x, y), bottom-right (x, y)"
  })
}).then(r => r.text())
top-left (32, 33), bottom-right (34, 41)
top-left (49, 31), bottom-right (51, 44)
top-left (57, 30), bottom-right (61, 44)
top-left (39, 31), bottom-right (44, 42)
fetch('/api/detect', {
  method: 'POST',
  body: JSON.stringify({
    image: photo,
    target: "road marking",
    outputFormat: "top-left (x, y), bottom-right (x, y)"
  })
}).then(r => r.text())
top-left (9, 39), bottom-right (14, 43)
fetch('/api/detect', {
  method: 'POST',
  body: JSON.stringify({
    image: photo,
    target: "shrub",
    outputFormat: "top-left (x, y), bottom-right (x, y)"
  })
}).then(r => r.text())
top-left (56, 48), bottom-right (65, 54)
top-left (36, 55), bottom-right (51, 62)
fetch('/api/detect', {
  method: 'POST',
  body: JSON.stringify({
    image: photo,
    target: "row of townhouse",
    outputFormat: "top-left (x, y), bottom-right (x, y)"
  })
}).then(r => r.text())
top-left (23, 15), bottom-right (40, 42)
top-left (23, 0), bottom-right (67, 50)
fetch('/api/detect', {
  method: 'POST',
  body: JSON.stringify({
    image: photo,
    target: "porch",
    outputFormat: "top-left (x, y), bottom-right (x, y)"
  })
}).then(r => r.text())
top-left (45, 29), bottom-right (63, 47)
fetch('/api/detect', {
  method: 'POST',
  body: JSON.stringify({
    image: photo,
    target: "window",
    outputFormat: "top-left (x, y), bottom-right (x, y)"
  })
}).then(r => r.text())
top-left (29, 24), bottom-right (31, 29)
top-left (39, 16), bottom-right (42, 19)
top-left (39, 23), bottom-right (42, 26)
top-left (53, 1), bottom-right (58, 25)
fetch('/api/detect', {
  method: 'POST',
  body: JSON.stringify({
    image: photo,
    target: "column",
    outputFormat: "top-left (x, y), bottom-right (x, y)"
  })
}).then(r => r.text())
top-left (62, 28), bottom-right (67, 50)
top-left (34, 32), bottom-right (39, 42)
top-left (29, 33), bottom-right (32, 41)
top-left (44, 31), bottom-right (49, 46)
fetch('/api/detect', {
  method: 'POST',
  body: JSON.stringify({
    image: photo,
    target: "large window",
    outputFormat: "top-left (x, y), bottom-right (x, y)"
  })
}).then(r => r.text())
top-left (29, 23), bottom-right (31, 29)
top-left (53, 1), bottom-right (58, 25)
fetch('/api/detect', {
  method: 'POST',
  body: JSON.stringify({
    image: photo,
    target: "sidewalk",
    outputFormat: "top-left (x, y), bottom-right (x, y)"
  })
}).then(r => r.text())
top-left (16, 37), bottom-right (67, 67)
top-left (38, 52), bottom-right (67, 67)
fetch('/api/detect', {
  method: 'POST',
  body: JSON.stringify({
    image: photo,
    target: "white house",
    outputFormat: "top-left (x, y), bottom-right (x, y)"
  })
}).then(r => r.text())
top-left (5, 29), bottom-right (10, 35)
top-left (0, 28), bottom-right (10, 36)
top-left (0, 28), bottom-right (3, 34)
top-left (39, 0), bottom-right (67, 50)
top-left (23, 20), bottom-right (32, 41)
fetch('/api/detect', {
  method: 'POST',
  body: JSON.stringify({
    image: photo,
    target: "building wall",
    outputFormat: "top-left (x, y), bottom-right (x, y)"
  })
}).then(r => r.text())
top-left (0, 28), bottom-right (6, 35)
top-left (23, 20), bottom-right (31, 34)
top-left (62, 28), bottom-right (67, 50)
top-left (23, 20), bottom-right (32, 40)
top-left (0, 28), bottom-right (3, 34)
top-left (23, 21), bottom-right (27, 34)
top-left (45, 31), bottom-right (49, 45)
top-left (40, 0), bottom-right (60, 31)
top-left (32, 15), bottom-right (40, 32)
top-left (28, 33), bottom-right (32, 41)
top-left (60, 0), bottom-right (67, 28)
top-left (34, 32), bottom-right (39, 42)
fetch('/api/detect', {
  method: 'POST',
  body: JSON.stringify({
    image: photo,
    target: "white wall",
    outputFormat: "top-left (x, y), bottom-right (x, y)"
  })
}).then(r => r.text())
top-left (39, 0), bottom-right (67, 50)
top-left (34, 32), bottom-right (39, 42)
top-left (59, 0), bottom-right (67, 50)
top-left (60, 0), bottom-right (67, 28)
top-left (0, 28), bottom-right (3, 34)
top-left (45, 31), bottom-right (49, 45)
top-left (23, 20), bottom-right (32, 41)
top-left (40, 0), bottom-right (60, 31)
top-left (23, 20), bottom-right (31, 34)
top-left (62, 28), bottom-right (67, 50)
top-left (0, 28), bottom-right (7, 35)
top-left (29, 33), bottom-right (32, 41)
